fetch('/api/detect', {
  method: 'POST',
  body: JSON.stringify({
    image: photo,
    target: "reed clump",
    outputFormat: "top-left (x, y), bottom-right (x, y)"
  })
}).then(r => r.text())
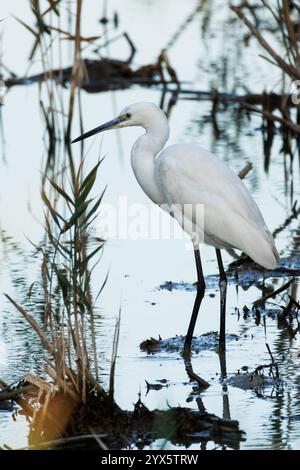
top-left (2, 159), bottom-right (112, 451)
top-left (7, 159), bottom-right (106, 399)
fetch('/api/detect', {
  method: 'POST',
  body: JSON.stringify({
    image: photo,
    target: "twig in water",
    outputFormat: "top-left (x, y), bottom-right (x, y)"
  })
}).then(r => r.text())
top-left (266, 343), bottom-right (279, 379)
top-left (253, 279), bottom-right (294, 307)
top-left (109, 309), bottom-right (121, 400)
top-left (240, 102), bottom-right (300, 135)
top-left (238, 162), bottom-right (253, 179)
top-left (272, 201), bottom-right (300, 239)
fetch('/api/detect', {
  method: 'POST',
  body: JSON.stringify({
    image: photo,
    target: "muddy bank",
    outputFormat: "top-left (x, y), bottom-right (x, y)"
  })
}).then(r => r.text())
top-left (0, 383), bottom-right (245, 450)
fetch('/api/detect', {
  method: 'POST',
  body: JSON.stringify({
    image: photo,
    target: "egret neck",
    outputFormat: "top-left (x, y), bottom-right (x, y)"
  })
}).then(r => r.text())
top-left (130, 112), bottom-right (169, 204)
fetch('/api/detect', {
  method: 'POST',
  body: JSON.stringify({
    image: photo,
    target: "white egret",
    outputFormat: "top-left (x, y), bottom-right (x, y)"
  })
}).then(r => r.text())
top-left (72, 102), bottom-right (279, 354)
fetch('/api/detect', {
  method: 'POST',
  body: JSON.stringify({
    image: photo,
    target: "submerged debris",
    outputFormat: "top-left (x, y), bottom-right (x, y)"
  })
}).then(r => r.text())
top-left (140, 332), bottom-right (239, 355)
top-left (227, 344), bottom-right (283, 392)
top-left (6, 53), bottom-right (179, 94)
top-left (225, 372), bottom-right (281, 391)
top-left (253, 279), bottom-right (294, 308)
top-left (145, 380), bottom-right (168, 393)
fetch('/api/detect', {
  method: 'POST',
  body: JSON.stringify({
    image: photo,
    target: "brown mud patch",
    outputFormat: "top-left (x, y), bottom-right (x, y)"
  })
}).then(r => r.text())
top-left (140, 332), bottom-right (239, 355)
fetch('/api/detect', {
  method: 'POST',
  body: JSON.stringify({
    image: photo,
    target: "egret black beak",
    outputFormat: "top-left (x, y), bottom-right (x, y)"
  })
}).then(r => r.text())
top-left (71, 116), bottom-right (125, 144)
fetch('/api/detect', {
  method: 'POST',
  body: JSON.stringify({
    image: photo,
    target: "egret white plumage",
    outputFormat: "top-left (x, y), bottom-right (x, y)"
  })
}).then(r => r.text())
top-left (72, 102), bottom-right (279, 354)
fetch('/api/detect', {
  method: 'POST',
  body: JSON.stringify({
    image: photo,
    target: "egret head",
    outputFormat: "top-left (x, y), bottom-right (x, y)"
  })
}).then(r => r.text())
top-left (71, 102), bottom-right (167, 144)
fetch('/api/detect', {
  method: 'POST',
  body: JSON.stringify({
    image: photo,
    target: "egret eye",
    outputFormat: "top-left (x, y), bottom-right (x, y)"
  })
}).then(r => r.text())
top-left (126, 112), bottom-right (132, 119)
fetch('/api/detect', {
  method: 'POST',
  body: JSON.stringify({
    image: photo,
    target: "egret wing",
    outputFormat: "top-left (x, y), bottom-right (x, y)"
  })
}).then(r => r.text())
top-left (156, 143), bottom-right (278, 268)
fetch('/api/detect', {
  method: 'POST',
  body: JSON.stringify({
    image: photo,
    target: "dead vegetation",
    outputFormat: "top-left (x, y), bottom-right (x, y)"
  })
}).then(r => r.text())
top-left (230, 1), bottom-right (300, 141)
top-left (0, 383), bottom-right (245, 449)
top-left (3, 0), bottom-right (179, 135)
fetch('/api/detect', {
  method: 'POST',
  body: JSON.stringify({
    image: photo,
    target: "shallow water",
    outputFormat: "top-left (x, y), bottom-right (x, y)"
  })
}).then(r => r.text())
top-left (0, 0), bottom-right (300, 450)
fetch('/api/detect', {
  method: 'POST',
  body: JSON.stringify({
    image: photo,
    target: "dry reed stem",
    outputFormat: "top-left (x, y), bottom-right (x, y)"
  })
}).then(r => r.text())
top-left (240, 102), bottom-right (300, 134)
top-left (40, 389), bottom-right (53, 427)
top-left (0, 385), bottom-right (36, 402)
top-left (66, 0), bottom-right (83, 141)
top-left (88, 427), bottom-right (109, 450)
top-left (282, 0), bottom-right (300, 65)
top-left (109, 310), bottom-right (121, 400)
top-left (5, 294), bottom-right (54, 355)
top-left (4, 294), bottom-right (85, 400)
top-left (238, 162), bottom-right (253, 179)
top-left (24, 373), bottom-right (53, 393)
top-left (231, 5), bottom-right (300, 80)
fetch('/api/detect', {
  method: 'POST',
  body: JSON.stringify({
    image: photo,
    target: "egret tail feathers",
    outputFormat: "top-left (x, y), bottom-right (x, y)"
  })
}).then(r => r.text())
top-left (244, 229), bottom-right (279, 270)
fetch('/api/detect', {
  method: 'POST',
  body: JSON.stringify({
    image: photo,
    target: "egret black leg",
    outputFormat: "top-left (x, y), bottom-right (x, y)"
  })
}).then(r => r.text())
top-left (216, 248), bottom-right (227, 351)
top-left (184, 249), bottom-right (205, 355)
top-left (219, 348), bottom-right (227, 378)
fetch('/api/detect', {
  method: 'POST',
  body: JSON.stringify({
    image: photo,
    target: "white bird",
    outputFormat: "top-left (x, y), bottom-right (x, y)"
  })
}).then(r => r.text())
top-left (72, 102), bottom-right (279, 355)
